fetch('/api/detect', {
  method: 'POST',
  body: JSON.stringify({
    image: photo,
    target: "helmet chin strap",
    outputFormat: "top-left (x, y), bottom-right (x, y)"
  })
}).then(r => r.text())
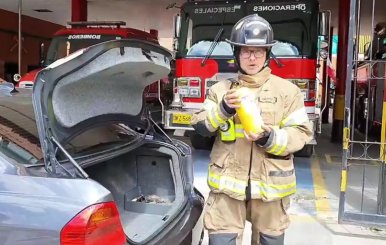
top-left (233, 46), bottom-right (271, 75)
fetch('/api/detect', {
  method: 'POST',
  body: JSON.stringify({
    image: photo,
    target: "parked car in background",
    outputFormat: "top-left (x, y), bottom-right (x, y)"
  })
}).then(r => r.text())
top-left (0, 40), bottom-right (203, 245)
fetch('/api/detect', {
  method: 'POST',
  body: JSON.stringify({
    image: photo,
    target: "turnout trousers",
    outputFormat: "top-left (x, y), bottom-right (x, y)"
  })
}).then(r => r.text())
top-left (204, 192), bottom-right (290, 245)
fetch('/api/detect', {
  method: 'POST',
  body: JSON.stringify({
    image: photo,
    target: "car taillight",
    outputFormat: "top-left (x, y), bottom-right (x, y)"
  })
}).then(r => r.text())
top-left (60, 202), bottom-right (126, 245)
top-left (176, 77), bottom-right (201, 98)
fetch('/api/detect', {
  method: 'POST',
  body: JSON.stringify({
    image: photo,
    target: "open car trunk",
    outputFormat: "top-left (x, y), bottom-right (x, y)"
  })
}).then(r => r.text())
top-left (30, 39), bottom-right (187, 243)
top-left (84, 142), bottom-right (185, 244)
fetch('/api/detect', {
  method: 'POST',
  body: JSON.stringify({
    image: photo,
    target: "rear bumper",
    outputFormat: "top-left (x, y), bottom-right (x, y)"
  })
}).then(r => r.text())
top-left (129, 188), bottom-right (204, 245)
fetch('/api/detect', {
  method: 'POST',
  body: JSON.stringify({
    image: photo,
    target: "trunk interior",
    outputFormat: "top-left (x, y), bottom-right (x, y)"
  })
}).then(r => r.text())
top-left (85, 142), bottom-right (185, 244)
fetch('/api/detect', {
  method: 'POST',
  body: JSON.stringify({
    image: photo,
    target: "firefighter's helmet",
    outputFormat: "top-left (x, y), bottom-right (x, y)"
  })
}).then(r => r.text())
top-left (226, 14), bottom-right (276, 47)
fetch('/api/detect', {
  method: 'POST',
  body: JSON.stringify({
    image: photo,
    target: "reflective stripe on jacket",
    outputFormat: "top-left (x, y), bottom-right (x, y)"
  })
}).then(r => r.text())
top-left (190, 68), bottom-right (313, 201)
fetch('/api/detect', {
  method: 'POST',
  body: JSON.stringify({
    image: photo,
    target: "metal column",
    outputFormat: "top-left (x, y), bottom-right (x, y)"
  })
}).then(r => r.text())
top-left (321, 26), bottom-right (334, 124)
top-left (72, 0), bottom-right (87, 22)
top-left (17, 0), bottom-right (22, 82)
top-left (332, 0), bottom-right (350, 142)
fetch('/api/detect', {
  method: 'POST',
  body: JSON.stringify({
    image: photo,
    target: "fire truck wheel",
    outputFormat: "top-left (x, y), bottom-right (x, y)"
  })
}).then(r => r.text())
top-left (189, 132), bottom-right (215, 150)
top-left (294, 145), bottom-right (314, 157)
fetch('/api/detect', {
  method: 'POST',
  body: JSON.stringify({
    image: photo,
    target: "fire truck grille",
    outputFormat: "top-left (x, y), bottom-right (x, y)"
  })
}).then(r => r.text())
top-left (206, 80), bottom-right (218, 88)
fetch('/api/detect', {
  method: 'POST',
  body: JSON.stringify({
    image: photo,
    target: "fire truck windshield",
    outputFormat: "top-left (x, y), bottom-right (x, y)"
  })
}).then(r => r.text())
top-left (187, 41), bottom-right (233, 57)
top-left (44, 35), bottom-right (120, 66)
top-left (186, 40), bottom-right (299, 57)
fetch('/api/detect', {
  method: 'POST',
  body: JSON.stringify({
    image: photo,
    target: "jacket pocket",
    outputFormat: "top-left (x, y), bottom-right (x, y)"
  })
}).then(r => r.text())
top-left (261, 157), bottom-right (296, 200)
top-left (263, 156), bottom-right (295, 185)
top-left (280, 196), bottom-right (291, 215)
top-left (209, 144), bottom-right (230, 169)
top-left (203, 193), bottom-right (218, 230)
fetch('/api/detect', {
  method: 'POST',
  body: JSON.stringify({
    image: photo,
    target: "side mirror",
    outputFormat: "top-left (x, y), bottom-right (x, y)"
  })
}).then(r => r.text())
top-left (173, 38), bottom-right (179, 51)
top-left (319, 41), bottom-right (329, 60)
top-left (318, 11), bottom-right (330, 37)
top-left (319, 49), bottom-right (328, 60)
top-left (13, 73), bottom-right (21, 83)
top-left (174, 14), bottom-right (181, 38)
top-left (39, 42), bottom-right (45, 67)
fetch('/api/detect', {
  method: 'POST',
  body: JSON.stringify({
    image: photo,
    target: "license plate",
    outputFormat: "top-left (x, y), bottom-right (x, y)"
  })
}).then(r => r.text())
top-left (172, 113), bottom-right (192, 125)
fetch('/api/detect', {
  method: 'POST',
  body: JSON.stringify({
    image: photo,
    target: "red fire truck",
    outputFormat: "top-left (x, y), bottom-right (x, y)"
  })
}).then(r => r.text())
top-left (17, 21), bottom-right (169, 104)
top-left (164, 0), bottom-right (320, 156)
top-left (354, 22), bottom-right (386, 138)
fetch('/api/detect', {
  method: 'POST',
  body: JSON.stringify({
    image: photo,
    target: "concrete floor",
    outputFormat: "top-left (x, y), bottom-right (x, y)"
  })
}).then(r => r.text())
top-left (187, 123), bottom-right (386, 244)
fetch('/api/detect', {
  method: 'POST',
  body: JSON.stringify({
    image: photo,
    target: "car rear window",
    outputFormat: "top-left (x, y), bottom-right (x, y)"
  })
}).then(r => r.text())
top-left (0, 116), bottom-right (42, 165)
top-left (0, 138), bottom-right (40, 165)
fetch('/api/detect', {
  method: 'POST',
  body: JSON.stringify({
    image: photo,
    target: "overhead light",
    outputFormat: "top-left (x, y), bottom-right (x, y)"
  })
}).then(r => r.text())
top-left (34, 9), bottom-right (53, 13)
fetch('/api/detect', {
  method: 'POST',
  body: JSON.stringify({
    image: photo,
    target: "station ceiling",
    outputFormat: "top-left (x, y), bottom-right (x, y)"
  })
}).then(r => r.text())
top-left (0, 0), bottom-right (385, 39)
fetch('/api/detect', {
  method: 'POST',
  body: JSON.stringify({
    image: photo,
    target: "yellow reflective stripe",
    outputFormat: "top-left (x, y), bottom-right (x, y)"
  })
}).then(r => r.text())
top-left (280, 107), bottom-right (308, 128)
top-left (208, 169), bottom-right (247, 194)
top-left (208, 107), bottom-right (226, 129)
top-left (208, 176), bottom-right (220, 189)
top-left (265, 189), bottom-right (296, 198)
top-left (236, 133), bottom-right (244, 138)
top-left (276, 143), bottom-right (287, 156)
top-left (208, 112), bottom-right (219, 128)
top-left (251, 180), bottom-right (296, 191)
top-left (208, 108), bottom-right (220, 128)
top-left (235, 124), bottom-right (244, 138)
top-left (214, 109), bottom-right (226, 125)
top-left (208, 169), bottom-right (296, 198)
top-left (235, 124), bottom-right (243, 129)
top-left (261, 180), bottom-right (296, 190)
top-left (267, 129), bottom-right (288, 155)
top-left (203, 99), bottom-right (217, 112)
top-left (275, 131), bottom-right (288, 155)
top-left (250, 180), bottom-right (296, 198)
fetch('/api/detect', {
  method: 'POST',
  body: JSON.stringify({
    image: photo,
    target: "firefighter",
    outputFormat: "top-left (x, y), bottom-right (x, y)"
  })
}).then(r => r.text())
top-left (190, 14), bottom-right (313, 245)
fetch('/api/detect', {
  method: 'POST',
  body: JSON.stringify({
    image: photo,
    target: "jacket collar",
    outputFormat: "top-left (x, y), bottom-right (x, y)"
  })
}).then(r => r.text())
top-left (238, 67), bottom-right (271, 88)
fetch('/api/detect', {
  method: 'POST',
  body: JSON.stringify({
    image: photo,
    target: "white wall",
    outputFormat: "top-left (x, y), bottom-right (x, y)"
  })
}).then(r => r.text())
top-left (159, 38), bottom-right (173, 51)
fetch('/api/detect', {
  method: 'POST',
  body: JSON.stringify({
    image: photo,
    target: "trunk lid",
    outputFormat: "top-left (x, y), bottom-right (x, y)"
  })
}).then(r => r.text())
top-left (32, 39), bottom-right (172, 174)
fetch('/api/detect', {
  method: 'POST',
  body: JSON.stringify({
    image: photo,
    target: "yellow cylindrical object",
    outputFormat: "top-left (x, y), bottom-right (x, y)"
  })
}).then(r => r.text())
top-left (235, 87), bottom-right (264, 134)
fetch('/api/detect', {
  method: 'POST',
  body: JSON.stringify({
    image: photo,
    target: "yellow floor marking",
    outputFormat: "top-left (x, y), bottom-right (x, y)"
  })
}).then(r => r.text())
top-left (310, 156), bottom-right (332, 217)
top-left (325, 154), bottom-right (333, 165)
top-left (289, 214), bottom-right (316, 223)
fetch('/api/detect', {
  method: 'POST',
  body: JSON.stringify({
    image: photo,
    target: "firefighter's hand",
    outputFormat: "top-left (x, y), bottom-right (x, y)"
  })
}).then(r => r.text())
top-left (244, 125), bottom-right (271, 142)
top-left (224, 89), bottom-right (241, 108)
